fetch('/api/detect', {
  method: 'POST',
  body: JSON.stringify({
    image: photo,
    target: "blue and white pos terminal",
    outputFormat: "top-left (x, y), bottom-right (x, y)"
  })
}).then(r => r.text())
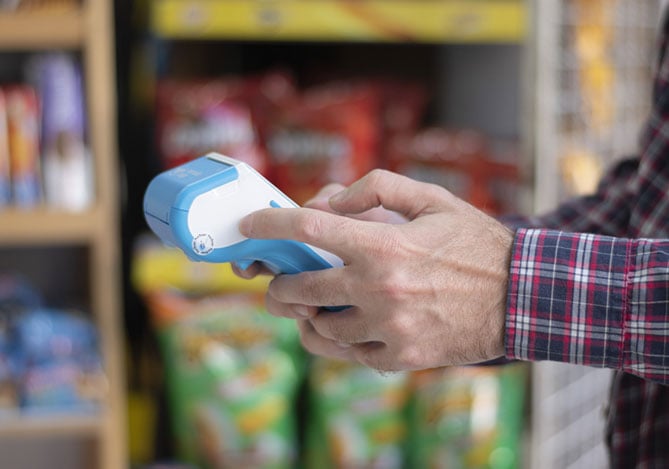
top-left (143, 152), bottom-right (344, 280)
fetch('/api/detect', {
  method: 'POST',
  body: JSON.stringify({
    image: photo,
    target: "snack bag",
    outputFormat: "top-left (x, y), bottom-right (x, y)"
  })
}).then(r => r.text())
top-left (241, 70), bottom-right (299, 151)
top-left (407, 364), bottom-right (527, 469)
top-left (388, 127), bottom-right (521, 215)
top-left (266, 82), bottom-right (381, 204)
top-left (0, 90), bottom-right (10, 206)
top-left (305, 358), bottom-right (410, 469)
top-left (155, 79), bottom-right (267, 174)
top-left (5, 85), bottom-right (42, 208)
top-left (145, 290), bottom-right (303, 469)
top-left (377, 80), bottom-right (427, 168)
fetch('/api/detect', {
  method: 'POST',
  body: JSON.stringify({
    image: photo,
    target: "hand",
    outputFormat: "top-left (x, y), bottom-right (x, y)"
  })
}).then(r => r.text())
top-left (231, 183), bottom-right (406, 279)
top-left (238, 170), bottom-right (513, 372)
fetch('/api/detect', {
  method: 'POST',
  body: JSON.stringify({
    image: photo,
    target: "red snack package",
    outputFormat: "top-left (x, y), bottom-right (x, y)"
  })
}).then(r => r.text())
top-left (155, 78), bottom-right (268, 174)
top-left (389, 127), bottom-right (521, 215)
top-left (242, 69), bottom-right (299, 142)
top-left (377, 80), bottom-right (427, 170)
top-left (266, 82), bottom-right (381, 204)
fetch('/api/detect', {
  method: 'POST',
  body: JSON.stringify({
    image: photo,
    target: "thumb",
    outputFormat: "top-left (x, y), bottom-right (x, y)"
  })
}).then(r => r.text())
top-left (329, 169), bottom-right (448, 220)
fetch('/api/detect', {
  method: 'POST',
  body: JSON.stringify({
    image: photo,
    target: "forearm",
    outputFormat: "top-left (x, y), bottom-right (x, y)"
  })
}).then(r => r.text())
top-left (505, 228), bottom-right (669, 385)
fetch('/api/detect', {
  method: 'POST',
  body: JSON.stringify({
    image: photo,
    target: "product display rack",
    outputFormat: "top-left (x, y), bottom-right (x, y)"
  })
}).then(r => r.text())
top-left (0, 2), bottom-right (126, 469)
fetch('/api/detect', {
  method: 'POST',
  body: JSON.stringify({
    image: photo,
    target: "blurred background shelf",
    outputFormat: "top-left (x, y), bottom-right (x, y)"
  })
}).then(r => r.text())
top-left (151, 0), bottom-right (527, 43)
top-left (0, 208), bottom-right (101, 244)
top-left (0, 10), bottom-right (85, 50)
top-left (0, 413), bottom-right (101, 438)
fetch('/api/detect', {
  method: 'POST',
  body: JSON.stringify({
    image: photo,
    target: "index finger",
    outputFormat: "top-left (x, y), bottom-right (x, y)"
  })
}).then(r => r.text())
top-left (238, 207), bottom-right (369, 260)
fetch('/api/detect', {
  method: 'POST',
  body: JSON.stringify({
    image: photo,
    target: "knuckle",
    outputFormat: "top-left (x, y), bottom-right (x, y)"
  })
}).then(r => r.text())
top-left (384, 313), bottom-right (412, 338)
top-left (379, 270), bottom-right (409, 302)
top-left (356, 345), bottom-right (395, 373)
top-left (366, 168), bottom-right (390, 188)
top-left (298, 325), bottom-right (321, 354)
top-left (396, 346), bottom-right (423, 370)
top-left (294, 212), bottom-right (324, 241)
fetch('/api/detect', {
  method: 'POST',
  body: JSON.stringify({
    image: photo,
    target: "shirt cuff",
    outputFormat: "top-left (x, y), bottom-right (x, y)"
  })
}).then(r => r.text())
top-left (504, 228), bottom-right (628, 369)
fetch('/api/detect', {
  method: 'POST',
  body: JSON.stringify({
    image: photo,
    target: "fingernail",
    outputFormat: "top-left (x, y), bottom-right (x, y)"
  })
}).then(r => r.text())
top-left (329, 191), bottom-right (345, 204)
top-left (293, 305), bottom-right (311, 319)
top-left (303, 198), bottom-right (324, 209)
top-left (238, 215), bottom-right (252, 236)
top-left (336, 341), bottom-right (352, 349)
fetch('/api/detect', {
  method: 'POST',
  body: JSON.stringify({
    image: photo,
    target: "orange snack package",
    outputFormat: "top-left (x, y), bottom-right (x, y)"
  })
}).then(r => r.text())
top-left (5, 85), bottom-right (42, 208)
top-left (0, 90), bottom-right (10, 206)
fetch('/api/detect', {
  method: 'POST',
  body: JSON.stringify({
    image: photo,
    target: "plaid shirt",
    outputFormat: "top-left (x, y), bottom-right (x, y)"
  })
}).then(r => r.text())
top-left (504, 14), bottom-right (669, 469)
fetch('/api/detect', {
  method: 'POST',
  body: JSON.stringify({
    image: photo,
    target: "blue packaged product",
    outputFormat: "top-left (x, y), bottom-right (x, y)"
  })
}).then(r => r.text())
top-left (15, 309), bottom-right (99, 364)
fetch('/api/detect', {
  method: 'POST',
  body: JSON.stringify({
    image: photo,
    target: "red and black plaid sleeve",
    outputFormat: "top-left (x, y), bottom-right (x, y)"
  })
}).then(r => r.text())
top-left (505, 229), bottom-right (669, 385)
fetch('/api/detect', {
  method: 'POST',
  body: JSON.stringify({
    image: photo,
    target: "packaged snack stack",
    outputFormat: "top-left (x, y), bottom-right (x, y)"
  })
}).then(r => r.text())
top-left (142, 286), bottom-right (304, 469)
top-left (407, 364), bottom-right (528, 469)
top-left (305, 358), bottom-right (410, 469)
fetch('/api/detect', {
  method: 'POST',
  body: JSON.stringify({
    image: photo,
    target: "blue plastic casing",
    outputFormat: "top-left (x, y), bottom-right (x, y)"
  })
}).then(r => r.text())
top-left (143, 153), bottom-right (342, 276)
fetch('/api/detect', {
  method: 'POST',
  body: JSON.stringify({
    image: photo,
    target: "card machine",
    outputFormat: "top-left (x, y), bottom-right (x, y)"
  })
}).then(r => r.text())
top-left (143, 152), bottom-right (344, 276)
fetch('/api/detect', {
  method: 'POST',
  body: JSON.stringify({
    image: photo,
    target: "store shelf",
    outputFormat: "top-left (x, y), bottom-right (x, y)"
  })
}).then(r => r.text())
top-left (0, 9), bottom-right (85, 50)
top-left (152, 0), bottom-right (527, 43)
top-left (0, 0), bottom-right (126, 467)
top-left (0, 413), bottom-right (101, 438)
top-left (0, 208), bottom-right (101, 245)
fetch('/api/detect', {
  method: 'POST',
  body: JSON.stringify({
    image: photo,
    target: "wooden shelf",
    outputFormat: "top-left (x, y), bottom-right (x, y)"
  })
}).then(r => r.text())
top-left (0, 9), bottom-right (85, 50)
top-left (0, 207), bottom-right (101, 245)
top-left (0, 1), bottom-right (126, 467)
top-left (0, 413), bottom-right (101, 438)
top-left (152, 0), bottom-right (527, 44)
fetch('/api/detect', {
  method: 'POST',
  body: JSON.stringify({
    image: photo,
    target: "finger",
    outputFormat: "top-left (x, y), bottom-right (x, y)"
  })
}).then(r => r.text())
top-left (268, 269), bottom-right (352, 308)
top-left (352, 342), bottom-right (399, 372)
top-left (308, 183), bottom-right (407, 224)
top-left (309, 307), bottom-right (378, 344)
top-left (239, 207), bottom-right (368, 260)
top-left (304, 183), bottom-right (347, 210)
top-left (231, 261), bottom-right (272, 279)
top-left (328, 169), bottom-right (450, 220)
top-left (264, 292), bottom-right (319, 320)
top-left (297, 320), bottom-right (357, 361)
